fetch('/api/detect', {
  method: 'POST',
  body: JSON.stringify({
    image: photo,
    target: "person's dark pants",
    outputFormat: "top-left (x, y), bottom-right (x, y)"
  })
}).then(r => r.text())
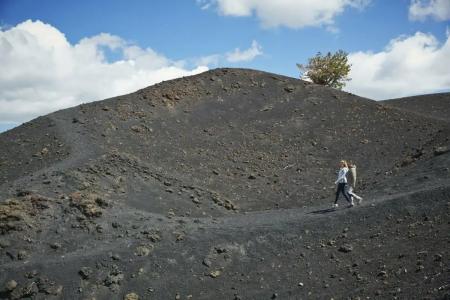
top-left (335, 183), bottom-right (351, 204)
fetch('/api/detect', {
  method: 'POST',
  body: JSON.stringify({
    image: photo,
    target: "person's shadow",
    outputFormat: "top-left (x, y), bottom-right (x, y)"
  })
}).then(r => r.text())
top-left (308, 208), bottom-right (336, 215)
top-left (0, 290), bottom-right (11, 299)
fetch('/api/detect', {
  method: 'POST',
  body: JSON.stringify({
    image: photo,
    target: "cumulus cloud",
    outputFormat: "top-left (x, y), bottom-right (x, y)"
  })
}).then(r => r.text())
top-left (194, 54), bottom-right (222, 67)
top-left (226, 40), bottom-right (263, 62)
top-left (0, 20), bottom-right (208, 124)
top-left (191, 40), bottom-right (263, 66)
top-left (197, 0), bottom-right (370, 29)
top-left (345, 32), bottom-right (450, 100)
top-left (409, 0), bottom-right (450, 21)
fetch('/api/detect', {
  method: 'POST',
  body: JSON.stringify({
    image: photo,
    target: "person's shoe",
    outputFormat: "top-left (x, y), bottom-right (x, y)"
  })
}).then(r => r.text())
top-left (349, 202), bottom-right (355, 208)
top-left (357, 197), bottom-right (363, 204)
top-left (333, 203), bottom-right (338, 208)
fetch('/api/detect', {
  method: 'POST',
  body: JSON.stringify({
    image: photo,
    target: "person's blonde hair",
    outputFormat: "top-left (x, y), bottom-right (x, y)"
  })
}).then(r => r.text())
top-left (340, 160), bottom-right (348, 168)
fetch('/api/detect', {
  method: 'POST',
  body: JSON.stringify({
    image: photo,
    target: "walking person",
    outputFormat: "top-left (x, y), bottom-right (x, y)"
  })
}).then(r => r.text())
top-left (347, 161), bottom-right (363, 204)
top-left (333, 160), bottom-right (353, 208)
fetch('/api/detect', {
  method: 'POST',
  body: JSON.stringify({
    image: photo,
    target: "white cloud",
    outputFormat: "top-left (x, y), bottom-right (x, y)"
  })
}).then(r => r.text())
top-left (191, 40), bottom-right (263, 66)
top-left (198, 0), bottom-right (370, 29)
top-left (345, 32), bottom-right (450, 100)
top-left (194, 54), bottom-right (222, 67)
top-left (409, 0), bottom-right (450, 21)
top-left (197, 0), bottom-right (213, 10)
top-left (0, 20), bottom-right (209, 124)
top-left (226, 40), bottom-right (263, 62)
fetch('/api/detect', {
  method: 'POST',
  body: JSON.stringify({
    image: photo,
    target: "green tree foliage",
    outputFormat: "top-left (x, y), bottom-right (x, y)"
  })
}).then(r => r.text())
top-left (297, 50), bottom-right (351, 90)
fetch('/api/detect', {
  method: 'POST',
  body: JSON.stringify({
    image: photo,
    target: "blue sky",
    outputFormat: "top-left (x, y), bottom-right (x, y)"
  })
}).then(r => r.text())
top-left (1, 0), bottom-right (449, 132)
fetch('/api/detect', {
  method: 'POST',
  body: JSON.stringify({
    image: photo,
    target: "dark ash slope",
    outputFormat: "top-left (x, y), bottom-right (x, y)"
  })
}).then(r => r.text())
top-left (1, 68), bottom-right (449, 299)
top-left (382, 92), bottom-right (450, 122)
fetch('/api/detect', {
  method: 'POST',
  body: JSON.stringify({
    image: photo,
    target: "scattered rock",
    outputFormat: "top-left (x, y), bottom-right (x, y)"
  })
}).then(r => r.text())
top-left (112, 222), bottom-right (121, 228)
top-left (401, 155), bottom-right (415, 167)
top-left (215, 247), bottom-right (227, 254)
top-left (17, 250), bottom-right (29, 260)
top-left (95, 197), bottom-right (109, 208)
top-left (0, 194), bottom-right (51, 233)
top-left (70, 192), bottom-right (105, 218)
top-left (104, 272), bottom-right (124, 286)
top-left (96, 225), bottom-right (104, 233)
top-left (111, 253), bottom-right (121, 261)
top-left (79, 267), bottom-right (93, 280)
top-left (338, 244), bottom-right (353, 253)
top-left (24, 271), bottom-right (38, 279)
top-left (131, 125), bottom-right (142, 133)
top-left (124, 292), bottom-right (139, 300)
top-left (209, 270), bottom-right (221, 278)
top-left (434, 146), bottom-right (449, 156)
top-left (175, 232), bottom-right (184, 241)
top-left (203, 258), bottom-right (212, 267)
top-left (434, 254), bottom-right (443, 262)
top-left (377, 270), bottom-right (388, 278)
top-left (135, 245), bottom-right (153, 257)
top-left (10, 281), bottom-right (39, 299)
top-left (284, 85), bottom-right (295, 93)
top-left (41, 147), bottom-right (49, 155)
top-left (147, 233), bottom-right (161, 243)
top-left (233, 294), bottom-right (242, 300)
top-left (50, 242), bottom-right (61, 250)
top-left (5, 280), bottom-right (18, 291)
top-left (38, 280), bottom-right (63, 296)
top-left (211, 195), bottom-right (238, 211)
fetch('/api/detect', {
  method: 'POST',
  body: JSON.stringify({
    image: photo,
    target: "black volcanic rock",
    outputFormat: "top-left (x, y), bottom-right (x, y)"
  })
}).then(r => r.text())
top-left (0, 68), bottom-right (449, 299)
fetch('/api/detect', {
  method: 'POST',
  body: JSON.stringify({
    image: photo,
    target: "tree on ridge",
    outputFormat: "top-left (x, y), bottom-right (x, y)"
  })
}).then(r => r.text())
top-left (297, 50), bottom-right (351, 90)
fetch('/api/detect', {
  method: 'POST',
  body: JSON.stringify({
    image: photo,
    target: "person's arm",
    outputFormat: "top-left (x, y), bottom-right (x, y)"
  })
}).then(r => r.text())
top-left (334, 170), bottom-right (339, 184)
top-left (335, 168), bottom-right (346, 184)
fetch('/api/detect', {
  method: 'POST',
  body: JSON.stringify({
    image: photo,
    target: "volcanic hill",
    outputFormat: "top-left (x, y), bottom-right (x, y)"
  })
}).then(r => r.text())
top-left (0, 68), bottom-right (449, 299)
top-left (382, 92), bottom-right (450, 123)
